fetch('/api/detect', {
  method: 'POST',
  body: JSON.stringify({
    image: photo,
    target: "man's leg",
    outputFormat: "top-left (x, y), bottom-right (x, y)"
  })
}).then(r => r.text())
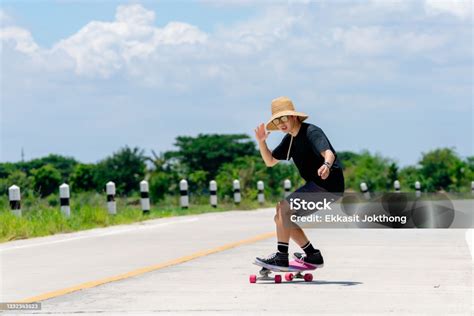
top-left (254, 202), bottom-right (291, 268)
top-left (288, 224), bottom-right (324, 267)
top-left (277, 202), bottom-right (313, 247)
top-left (290, 227), bottom-right (309, 247)
top-left (275, 201), bottom-right (291, 244)
top-left (280, 181), bottom-right (332, 267)
top-left (281, 209), bottom-right (321, 264)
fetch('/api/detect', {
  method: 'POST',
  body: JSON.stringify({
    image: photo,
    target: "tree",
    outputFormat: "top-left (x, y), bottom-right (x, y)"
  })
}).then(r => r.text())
top-left (387, 162), bottom-right (399, 189)
top-left (215, 156), bottom-right (266, 201)
top-left (399, 166), bottom-right (423, 191)
top-left (337, 151), bottom-right (361, 169)
top-left (94, 146), bottom-right (147, 195)
top-left (146, 150), bottom-right (181, 201)
top-left (342, 150), bottom-right (396, 192)
top-left (70, 164), bottom-right (97, 192)
top-left (419, 148), bottom-right (463, 192)
top-left (166, 134), bottom-right (258, 181)
top-left (0, 162), bottom-right (18, 178)
top-left (0, 170), bottom-right (34, 197)
top-left (215, 156), bottom-right (300, 201)
top-left (31, 164), bottom-right (62, 197)
top-left (188, 170), bottom-right (209, 194)
top-left (461, 156), bottom-right (474, 192)
top-left (18, 154), bottom-right (78, 182)
top-left (149, 170), bottom-right (177, 201)
top-left (265, 161), bottom-right (303, 198)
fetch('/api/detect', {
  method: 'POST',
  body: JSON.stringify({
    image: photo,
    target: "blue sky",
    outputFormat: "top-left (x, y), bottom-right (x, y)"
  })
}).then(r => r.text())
top-left (0, 0), bottom-right (472, 167)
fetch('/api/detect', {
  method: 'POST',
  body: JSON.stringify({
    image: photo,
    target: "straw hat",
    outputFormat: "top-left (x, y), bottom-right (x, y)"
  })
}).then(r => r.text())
top-left (265, 96), bottom-right (308, 131)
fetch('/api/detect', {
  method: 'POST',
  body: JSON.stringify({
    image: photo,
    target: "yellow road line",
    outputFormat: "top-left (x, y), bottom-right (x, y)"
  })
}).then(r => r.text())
top-left (17, 231), bottom-right (276, 303)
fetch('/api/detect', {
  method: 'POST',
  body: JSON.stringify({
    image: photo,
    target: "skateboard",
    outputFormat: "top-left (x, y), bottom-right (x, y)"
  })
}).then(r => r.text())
top-left (249, 259), bottom-right (316, 283)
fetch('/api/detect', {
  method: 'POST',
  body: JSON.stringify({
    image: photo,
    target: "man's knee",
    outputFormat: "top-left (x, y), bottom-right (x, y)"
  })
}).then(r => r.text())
top-left (279, 200), bottom-right (292, 218)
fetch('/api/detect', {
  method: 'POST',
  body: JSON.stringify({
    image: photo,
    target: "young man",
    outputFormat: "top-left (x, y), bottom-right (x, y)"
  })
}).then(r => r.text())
top-left (254, 96), bottom-right (345, 269)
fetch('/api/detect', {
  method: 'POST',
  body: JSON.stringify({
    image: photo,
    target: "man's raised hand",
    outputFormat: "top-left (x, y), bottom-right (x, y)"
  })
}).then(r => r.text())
top-left (254, 123), bottom-right (269, 143)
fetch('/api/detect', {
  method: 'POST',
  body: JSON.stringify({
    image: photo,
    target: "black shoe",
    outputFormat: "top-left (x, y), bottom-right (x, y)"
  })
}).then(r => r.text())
top-left (255, 252), bottom-right (289, 270)
top-left (293, 250), bottom-right (324, 268)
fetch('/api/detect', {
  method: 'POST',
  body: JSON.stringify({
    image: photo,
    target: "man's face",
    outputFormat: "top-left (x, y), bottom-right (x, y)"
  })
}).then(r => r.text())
top-left (274, 115), bottom-right (296, 133)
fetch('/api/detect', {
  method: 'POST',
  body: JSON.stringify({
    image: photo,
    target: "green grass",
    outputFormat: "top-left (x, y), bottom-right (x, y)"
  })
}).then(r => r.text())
top-left (0, 192), bottom-right (278, 243)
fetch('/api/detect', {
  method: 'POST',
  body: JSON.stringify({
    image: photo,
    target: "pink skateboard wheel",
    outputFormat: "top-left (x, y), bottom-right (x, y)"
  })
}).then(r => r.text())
top-left (304, 273), bottom-right (313, 282)
top-left (249, 275), bottom-right (257, 283)
top-left (285, 273), bottom-right (293, 281)
top-left (274, 275), bottom-right (282, 283)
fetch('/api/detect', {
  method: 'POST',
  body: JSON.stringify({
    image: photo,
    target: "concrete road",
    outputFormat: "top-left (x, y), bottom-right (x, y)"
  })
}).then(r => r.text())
top-left (0, 202), bottom-right (472, 315)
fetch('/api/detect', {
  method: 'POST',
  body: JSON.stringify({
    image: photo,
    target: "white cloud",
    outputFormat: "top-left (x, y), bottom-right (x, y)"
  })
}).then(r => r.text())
top-left (0, 2), bottom-right (468, 85)
top-left (0, 10), bottom-right (40, 55)
top-left (0, 2), bottom-right (463, 80)
top-left (52, 4), bottom-right (207, 77)
top-left (332, 26), bottom-right (446, 56)
top-left (369, 0), bottom-right (406, 6)
top-left (213, 5), bottom-right (300, 55)
top-left (115, 3), bottom-right (155, 25)
top-left (369, 0), bottom-right (410, 9)
top-left (0, 26), bottom-right (39, 54)
top-left (156, 22), bottom-right (207, 45)
top-left (424, 0), bottom-right (472, 19)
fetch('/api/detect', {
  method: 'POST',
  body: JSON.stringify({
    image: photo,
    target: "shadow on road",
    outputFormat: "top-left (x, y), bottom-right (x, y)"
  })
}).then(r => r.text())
top-left (256, 280), bottom-right (363, 286)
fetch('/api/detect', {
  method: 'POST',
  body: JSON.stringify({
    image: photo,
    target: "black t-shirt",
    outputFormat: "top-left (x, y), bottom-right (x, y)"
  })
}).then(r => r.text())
top-left (272, 122), bottom-right (344, 192)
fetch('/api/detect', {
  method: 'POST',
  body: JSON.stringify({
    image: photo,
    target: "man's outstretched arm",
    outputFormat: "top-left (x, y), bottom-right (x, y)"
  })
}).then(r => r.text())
top-left (255, 123), bottom-right (279, 167)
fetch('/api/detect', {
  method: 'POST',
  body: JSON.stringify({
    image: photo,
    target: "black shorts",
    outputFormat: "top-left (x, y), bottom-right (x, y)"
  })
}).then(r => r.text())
top-left (285, 181), bottom-right (343, 217)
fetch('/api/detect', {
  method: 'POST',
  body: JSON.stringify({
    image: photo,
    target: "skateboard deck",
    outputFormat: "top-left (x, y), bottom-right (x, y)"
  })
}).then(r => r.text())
top-left (250, 259), bottom-right (317, 283)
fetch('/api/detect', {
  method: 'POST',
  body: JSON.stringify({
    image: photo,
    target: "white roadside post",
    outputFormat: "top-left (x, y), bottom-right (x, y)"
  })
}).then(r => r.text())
top-left (180, 179), bottom-right (189, 209)
top-left (415, 181), bottom-right (421, 198)
top-left (394, 180), bottom-right (401, 193)
top-left (471, 181), bottom-right (474, 195)
top-left (210, 180), bottom-right (217, 208)
top-left (106, 181), bottom-right (117, 215)
top-left (257, 181), bottom-right (265, 205)
top-left (8, 185), bottom-right (21, 217)
top-left (59, 183), bottom-right (71, 217)
top-left (140, 180), bottom-right (150, 215)
top-left (360, 182), bottom-right (370, 200)
top-left (284, 179), bottom-right (291, 198)
top-left (233, 179), bottom-right (241, 204)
